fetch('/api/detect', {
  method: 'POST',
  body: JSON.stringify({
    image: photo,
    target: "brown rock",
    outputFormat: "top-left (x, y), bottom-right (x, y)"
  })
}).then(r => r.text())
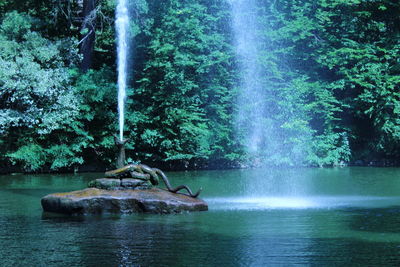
top-left (41, 188), bottom-right (208, 215)
top-left (87, 178), bottom-right (152, 190)
top-left (121, 178), bottom-right (152, 189)
top-left (87, 178), bottom-right (121, 190)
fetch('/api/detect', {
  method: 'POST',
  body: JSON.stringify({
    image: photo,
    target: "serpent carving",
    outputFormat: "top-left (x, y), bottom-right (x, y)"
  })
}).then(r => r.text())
top-left (153, 168), bottom-right (202, 198)
top-left (105, 164), bottom-right (201, 198)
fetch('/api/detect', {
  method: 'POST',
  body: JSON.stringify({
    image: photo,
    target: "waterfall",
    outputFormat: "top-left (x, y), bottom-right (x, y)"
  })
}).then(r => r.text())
top-left (116, 0), bottom-right (129, 141)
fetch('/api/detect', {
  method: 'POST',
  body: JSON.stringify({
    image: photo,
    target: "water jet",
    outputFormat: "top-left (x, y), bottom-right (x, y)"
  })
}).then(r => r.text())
top-left (116, 0), bottom-right (129, 141)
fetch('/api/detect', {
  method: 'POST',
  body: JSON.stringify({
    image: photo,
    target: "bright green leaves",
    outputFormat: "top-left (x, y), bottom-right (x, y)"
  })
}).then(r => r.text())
top-left (288, 0), bottom-right (400, 160)
top-left (309, 132), bottom-right (351, 167)
top-left (1, 0), bottom-right (400, 170)
top-left (0, 12), bottom-right (78, 136)
top-left (71, 67), bottom-right (118, 164)
top-left (0, 12), bottom-right (83, 171)
top-left (131, 0), bottom-right (236, 164)
top-left (0, 11), bottom-right (31, 39)
top-left (7, 143), bottom-right (47, 172)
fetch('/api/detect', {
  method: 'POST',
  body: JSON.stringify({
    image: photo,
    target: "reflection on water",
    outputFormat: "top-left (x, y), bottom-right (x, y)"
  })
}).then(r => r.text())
top-left (1, 167), bottom-right (400, 266)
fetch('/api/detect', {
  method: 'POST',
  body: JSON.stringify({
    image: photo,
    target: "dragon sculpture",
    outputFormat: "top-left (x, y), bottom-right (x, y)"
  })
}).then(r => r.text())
top-left (107, 136), bottom-right (202, 198)
top-left (105, 164), bottom-right (202, 198)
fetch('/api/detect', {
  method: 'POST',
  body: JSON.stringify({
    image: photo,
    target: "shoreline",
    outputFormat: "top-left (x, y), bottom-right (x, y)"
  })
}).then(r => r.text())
top-left (2, 159), bottom-right (400, 176)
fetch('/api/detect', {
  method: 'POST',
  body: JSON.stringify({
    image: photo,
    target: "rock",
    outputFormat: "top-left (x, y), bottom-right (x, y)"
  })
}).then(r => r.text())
top-left (88, 178), bottom-right (152, 190)
top-left (41, 188), bottom-right (208, 215)
top-left (88, 178), bottom-right (121, 190)
top-left (121, 178), bottom-right (152, 190)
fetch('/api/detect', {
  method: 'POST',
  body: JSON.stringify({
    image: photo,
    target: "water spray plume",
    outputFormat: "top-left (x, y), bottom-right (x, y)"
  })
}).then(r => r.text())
top-left (230, 0), bottom-right (267, 156)
top-left (116, 0), bottom-right (129, 141)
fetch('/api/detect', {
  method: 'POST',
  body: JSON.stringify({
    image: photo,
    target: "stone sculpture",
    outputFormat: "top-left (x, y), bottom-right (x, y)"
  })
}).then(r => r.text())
top-left (41, 136), bottom-right (207, 214)
top-left (114, 134), bottom-right (129, 169)
top-left (104, 163), bottom-right (202, 198)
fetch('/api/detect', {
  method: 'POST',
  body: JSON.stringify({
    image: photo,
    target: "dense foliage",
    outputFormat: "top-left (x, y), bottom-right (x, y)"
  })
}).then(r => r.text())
top-left (1, 0), bottom-right (400, 172)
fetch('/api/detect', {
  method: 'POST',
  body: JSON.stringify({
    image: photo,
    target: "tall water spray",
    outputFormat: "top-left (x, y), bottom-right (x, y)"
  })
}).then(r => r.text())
top-left (230, 0), bottom-right (277, 159)
top-left (116, 0), bottom-right (129, 141)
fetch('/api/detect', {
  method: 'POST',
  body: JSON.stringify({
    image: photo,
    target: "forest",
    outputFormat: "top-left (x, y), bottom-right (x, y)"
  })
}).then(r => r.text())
top-left (1, 0), bottom-right (400, 172)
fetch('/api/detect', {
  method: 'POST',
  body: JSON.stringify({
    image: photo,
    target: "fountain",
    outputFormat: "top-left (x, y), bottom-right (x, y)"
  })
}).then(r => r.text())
top-left (230, 0), bottom-right (266, 157)
top-left (40, 1), bottom-right (206, 215)
top-left (227, 0), bottom-right (310, 208)
top-left (114, 0), bottom-right (129, 169)
top-left (116, 0), bottom-right (128, 142)
top-left (230, 0), bottom-right (282, 163)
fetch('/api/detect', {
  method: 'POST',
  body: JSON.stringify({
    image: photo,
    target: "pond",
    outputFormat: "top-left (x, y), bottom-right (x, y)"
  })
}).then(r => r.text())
top-left (1, 167), bottom-right (400, 266)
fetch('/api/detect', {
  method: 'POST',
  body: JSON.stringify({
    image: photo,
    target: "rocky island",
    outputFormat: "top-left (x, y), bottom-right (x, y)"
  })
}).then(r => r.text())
top-left (41, 162), bottom-right (208, 215)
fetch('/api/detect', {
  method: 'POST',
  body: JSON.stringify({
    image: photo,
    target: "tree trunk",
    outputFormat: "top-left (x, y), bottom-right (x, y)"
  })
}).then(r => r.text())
top-left (80, 0), bottom-right (96, 72)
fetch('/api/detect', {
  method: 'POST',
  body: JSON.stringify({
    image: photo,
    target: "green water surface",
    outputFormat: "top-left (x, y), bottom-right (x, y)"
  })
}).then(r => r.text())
top-left (1, 167), bottom-right (400, 266)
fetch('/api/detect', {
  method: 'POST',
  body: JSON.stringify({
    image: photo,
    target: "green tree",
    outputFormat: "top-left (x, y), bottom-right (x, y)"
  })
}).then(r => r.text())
top-left (128, 0), bottom-right (238, 166)
top-left (0, 12), bottom-right (82, 171)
